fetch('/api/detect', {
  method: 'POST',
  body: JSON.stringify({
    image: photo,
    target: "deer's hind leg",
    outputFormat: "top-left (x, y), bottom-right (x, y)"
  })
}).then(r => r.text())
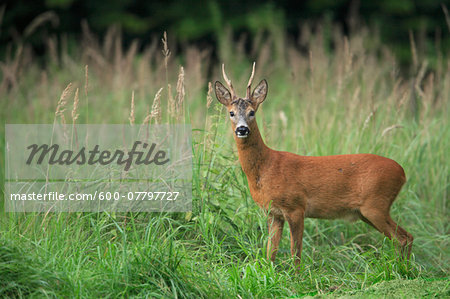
top-left (360, 203), bottom-right (413, 260)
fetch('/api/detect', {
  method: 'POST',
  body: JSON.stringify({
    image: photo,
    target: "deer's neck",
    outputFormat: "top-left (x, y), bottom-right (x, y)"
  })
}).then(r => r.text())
top-left (234, 121), bottom-right (271, 180)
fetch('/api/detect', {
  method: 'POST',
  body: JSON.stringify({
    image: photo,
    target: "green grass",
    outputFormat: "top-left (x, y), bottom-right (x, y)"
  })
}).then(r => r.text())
top-left (0, 22), bottom-right (449, 298)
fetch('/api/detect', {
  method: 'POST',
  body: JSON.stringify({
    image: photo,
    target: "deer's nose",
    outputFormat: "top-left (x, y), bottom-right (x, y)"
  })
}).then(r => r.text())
top-left (235, 126), bottom-right (250, 138)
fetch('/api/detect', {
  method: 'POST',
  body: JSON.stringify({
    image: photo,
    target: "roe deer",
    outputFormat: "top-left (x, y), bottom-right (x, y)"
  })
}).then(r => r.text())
top-left (214, 63), bottom-right (413, 265)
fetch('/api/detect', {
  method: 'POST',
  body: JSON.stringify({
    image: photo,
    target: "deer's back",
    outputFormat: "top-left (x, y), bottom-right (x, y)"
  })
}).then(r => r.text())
top-left (249, 151), bottom-right (406, 219)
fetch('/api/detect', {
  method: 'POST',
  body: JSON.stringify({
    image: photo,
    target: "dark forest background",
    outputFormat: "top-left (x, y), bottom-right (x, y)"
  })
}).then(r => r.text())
top-left (1, 0), bottom-right (449, 67)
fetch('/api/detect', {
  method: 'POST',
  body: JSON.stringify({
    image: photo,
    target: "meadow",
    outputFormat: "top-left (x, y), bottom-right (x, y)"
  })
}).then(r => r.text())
top-left (0, 21), bottom-right (449, 297)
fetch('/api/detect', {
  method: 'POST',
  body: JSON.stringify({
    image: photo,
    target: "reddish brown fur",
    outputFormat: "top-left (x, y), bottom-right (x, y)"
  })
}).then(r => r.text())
top-left (215, 66), bottom-right (413, 265)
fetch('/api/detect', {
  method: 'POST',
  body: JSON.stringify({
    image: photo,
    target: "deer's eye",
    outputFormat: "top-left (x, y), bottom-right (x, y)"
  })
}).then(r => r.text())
top-left (249, 111), bottom-right (255, 117)
top-left (229, 111), bottom-right (235, 117)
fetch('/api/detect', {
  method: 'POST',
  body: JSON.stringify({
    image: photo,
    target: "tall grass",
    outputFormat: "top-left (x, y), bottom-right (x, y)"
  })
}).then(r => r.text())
top-left (0, 19), bottom-right (449, 297)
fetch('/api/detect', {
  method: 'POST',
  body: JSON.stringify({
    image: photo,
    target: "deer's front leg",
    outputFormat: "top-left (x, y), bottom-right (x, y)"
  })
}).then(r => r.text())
top-left (285, 208), bottom-right (305, 265)
top-left (267, 213), bottom-right (285, 261)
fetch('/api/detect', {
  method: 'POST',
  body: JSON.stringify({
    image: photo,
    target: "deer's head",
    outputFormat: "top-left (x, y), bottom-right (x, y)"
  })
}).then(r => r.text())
top-left (215, 63), bottom-right (268, 138)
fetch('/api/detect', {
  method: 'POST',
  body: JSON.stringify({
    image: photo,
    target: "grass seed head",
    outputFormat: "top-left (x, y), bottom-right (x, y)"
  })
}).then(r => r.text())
top-left (71, 87), bottom-right (79, 123)
top-left (151, 87), bottom-right (163, 124)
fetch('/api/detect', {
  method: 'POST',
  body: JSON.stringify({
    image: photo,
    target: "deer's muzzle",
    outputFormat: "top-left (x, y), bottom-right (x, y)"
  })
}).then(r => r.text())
top-left (235, 126), bottom-right (250, 138)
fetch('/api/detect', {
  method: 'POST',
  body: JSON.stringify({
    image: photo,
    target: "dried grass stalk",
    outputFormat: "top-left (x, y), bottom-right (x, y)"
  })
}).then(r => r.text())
top-left (150, 87), bottom-right (163, 124)
top-left (161, 31), bottom-right (173, 120)
top-left (162, 31), bottom-right (171, 67)
top-left (279, 111), bottom-right (288, 132)
top-left (143, 106), bottom-right (151, 125)
top-left (46, 35), bottom-right (58, 65)
top-left (409, 30), bottom-right (418, 70)
top-left (129, 90), bottom-right (135, 125)
top-left (71, 88), bottom-right (80, 150)
top-left (309, 50), bottom-right (314, 85)
top-left (382, 124), bottom-right (404, 137)
top-left (442, 4), bottom-right (450, 33)
top-left (72, 87), bottom-right (79, 123)
top-left (344, 36), bottom-right (352, 74)
top-left (206, 81), bottom-right (213, 108)
top-left (81, 65), bottom-right (91, 151)
top-left (55, 82), bottom-right (73, 125)
top-left (168, 83), bottom-right (174, 117)
top-left (415, 60), bottom-right (428, 98)
top-left (84, 66), bottom-right (89, 94)
top-left (0, 45), bottom-right (23, 91)
top-left (24, 11), bottom-right (59, 38)
top-left (176, 66), bottom-right (185, 118)
top-left (363, 109), bottom-right (376, 130)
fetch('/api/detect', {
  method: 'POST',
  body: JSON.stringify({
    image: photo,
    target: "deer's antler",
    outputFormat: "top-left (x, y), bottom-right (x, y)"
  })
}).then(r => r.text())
top-left (222, 64), bottom-right (236, 99)
top-left (246, 62), bottom-right (256, 98)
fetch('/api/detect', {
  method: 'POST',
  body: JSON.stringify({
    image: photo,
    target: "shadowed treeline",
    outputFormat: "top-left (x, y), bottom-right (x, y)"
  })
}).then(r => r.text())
top-left (1, 0), bottom-right (449, 66)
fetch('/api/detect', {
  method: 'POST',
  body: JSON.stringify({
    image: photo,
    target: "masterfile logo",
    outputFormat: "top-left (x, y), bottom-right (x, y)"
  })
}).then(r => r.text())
top-left (26, 141), bottom-right (170, 171)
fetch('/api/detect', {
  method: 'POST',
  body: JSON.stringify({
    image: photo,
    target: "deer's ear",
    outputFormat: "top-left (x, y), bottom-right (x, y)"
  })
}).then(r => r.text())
top-left (251, 79), bottom-right (268, 106)
top-left (215, 81), bottom-right (232, 106)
